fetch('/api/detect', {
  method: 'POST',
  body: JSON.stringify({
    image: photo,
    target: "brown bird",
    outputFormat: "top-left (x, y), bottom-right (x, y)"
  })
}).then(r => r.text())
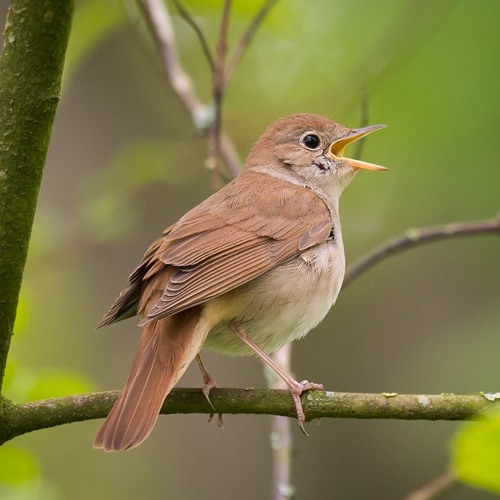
top-left (93, 113), bottom-right (386, 451)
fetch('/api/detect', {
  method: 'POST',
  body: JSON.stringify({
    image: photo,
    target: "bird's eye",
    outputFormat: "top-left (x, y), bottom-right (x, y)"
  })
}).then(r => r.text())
top-left (300, 133), bottom-right (321, 150)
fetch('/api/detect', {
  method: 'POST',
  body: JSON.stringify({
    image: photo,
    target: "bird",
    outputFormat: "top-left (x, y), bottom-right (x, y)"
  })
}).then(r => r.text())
top-left (93, 113), bottom-right (387, 451)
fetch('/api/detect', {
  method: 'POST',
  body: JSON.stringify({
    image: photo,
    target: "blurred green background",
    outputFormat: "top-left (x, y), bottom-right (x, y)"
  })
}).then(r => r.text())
top-left (1, 0), bottom-right (499, 498)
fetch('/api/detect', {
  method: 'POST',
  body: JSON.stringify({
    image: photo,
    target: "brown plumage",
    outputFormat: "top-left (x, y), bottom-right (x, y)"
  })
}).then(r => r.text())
top-left (94, 114), bottom-right (386, 451)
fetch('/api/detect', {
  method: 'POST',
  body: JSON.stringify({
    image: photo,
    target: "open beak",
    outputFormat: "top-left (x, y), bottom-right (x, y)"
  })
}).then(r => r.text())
top-left (328, 124), bottom-right (387, 171)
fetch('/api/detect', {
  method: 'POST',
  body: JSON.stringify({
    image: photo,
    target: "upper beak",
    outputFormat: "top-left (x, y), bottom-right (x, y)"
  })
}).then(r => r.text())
top-left (328, 124), bottom-right (387, 171)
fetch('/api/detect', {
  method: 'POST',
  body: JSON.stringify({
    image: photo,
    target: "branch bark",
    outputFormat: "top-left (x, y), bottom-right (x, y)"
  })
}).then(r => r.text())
top-left (1, 389), bottom-right (497, 445)
top-left (344, 216), bottom-right (500, 287)
top-left (0, 0), bottom-right (74, 395)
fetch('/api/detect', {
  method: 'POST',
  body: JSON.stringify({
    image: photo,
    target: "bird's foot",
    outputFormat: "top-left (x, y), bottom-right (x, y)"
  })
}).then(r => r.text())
top-left (287, 379), bottom-right (323, 435)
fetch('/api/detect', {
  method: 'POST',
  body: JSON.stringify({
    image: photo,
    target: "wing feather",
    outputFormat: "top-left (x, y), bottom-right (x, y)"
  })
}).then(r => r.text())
top-left (100, 171), bottom-right (334, 326)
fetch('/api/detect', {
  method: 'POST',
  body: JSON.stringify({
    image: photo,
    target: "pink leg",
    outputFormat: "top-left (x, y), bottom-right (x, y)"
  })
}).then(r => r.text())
top-left (195, 354), bottom-right (217, 410)
top-left (231, 324), bottom-right (322, 435)
top-left (195, 354), bottom-right (224, 428)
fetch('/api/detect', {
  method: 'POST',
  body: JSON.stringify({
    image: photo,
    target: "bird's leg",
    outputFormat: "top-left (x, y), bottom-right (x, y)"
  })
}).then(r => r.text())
top-left (195, 354), bottom-right (224, 428)
top-left (195, 354), bottom-right (217, 403)
top-left (195, 354), bottom-right (217, 410)
top-left (231, 324), bottom-right (323, 435)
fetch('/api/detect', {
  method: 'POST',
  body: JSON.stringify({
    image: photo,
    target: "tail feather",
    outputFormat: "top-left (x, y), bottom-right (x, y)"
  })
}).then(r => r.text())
top-left (94, 307), bottom-right (205, 451)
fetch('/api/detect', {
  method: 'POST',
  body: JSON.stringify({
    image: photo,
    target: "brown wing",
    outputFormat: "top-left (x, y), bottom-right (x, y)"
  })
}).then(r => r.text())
top-left (98, 170), bottom-right (333, 327)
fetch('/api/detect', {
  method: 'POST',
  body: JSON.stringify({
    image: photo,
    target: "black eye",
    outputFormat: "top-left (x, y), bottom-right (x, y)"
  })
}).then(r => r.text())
top-left (301, 133), bottom-right (321, 150)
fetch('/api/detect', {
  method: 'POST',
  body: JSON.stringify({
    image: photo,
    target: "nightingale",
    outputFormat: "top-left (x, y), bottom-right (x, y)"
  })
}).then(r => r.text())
top-left (93, 113), bottom-right (386, 451)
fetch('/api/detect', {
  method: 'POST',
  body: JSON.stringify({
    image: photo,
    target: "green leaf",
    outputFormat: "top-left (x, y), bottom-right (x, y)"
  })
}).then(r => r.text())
top-left (451, 410), bottom-right (500, 494)
top-left (0, 445), bottom-right (39, 486)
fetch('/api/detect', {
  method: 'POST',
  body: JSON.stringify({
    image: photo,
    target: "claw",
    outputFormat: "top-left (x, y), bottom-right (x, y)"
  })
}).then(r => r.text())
top-left (289, 379), bottom-right (323, 435)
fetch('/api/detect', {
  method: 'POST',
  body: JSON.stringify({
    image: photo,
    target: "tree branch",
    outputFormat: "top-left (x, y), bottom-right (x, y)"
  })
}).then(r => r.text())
top-left (344, 215), bottom-right (500, 287)
top-left (0, 0), bottom-right (74, 395)
top-left (405, 471), bottom-right (457, 500)
top-left (266, 344), bottom-right (295, 500)
top-left (137, 0), bottom-right (242, 177)
top-left (226, 0), bottom-right (280, 79)
top-left (1, 389), bottom-right (498, 445)
top-left (209, 0), bottom-right (231, 190)
top-left (171, 0), bottom-right (215, 73)
top-left (137, 0), bottom-right (208, 128)
top-left (353, 85), bottom-right (369, 160)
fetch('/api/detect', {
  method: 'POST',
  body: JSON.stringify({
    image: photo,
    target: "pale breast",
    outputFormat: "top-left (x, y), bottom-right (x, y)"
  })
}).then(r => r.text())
top-left (203, 238), bottom-right (345, 356)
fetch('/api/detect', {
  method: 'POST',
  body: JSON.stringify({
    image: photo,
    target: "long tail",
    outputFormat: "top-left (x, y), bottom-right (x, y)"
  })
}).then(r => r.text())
top-left (93, 307), bottom-right (205, 451)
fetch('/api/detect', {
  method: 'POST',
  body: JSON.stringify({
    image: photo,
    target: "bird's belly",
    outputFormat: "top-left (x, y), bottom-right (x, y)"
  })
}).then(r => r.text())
top-left (203, 240), bottom-right (345, 356)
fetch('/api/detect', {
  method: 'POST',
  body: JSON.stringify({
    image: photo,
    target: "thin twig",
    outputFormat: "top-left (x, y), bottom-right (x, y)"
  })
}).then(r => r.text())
top-left (220, 132), bottom-right (241, 178)
top-left (226, 0), bottom-right (280, 79)
top-left (171, 0), bottom-right (215, 73)
top-left (137, 0), bottom-right (241, 175)
top-left (209, 0), bottom-right (232, 190)
top-left (227, 3), bottom-right (289, 496)
top-left (332, 1), bottom-right (455, 111)
top-left (353, 85), bottom-right (369, 160)
top-left (266, 345), bottom-right (295, 500)
top-left (138, 0), bottom-right (206, 127)
top-left (344, 216), bottom-right (500, 287)
top-left (405, 472), bottom-right (457, 500)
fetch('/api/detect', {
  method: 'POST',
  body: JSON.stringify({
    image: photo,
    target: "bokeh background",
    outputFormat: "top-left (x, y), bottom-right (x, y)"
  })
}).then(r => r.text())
top-left (1, 0), bottom-right (499, 498)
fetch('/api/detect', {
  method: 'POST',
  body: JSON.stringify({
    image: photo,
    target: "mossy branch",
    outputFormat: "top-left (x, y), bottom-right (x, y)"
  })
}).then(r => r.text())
top-left (1, 389), bottom-right (498, 445)
top-left (0, 0), bottom-right (75, 394)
